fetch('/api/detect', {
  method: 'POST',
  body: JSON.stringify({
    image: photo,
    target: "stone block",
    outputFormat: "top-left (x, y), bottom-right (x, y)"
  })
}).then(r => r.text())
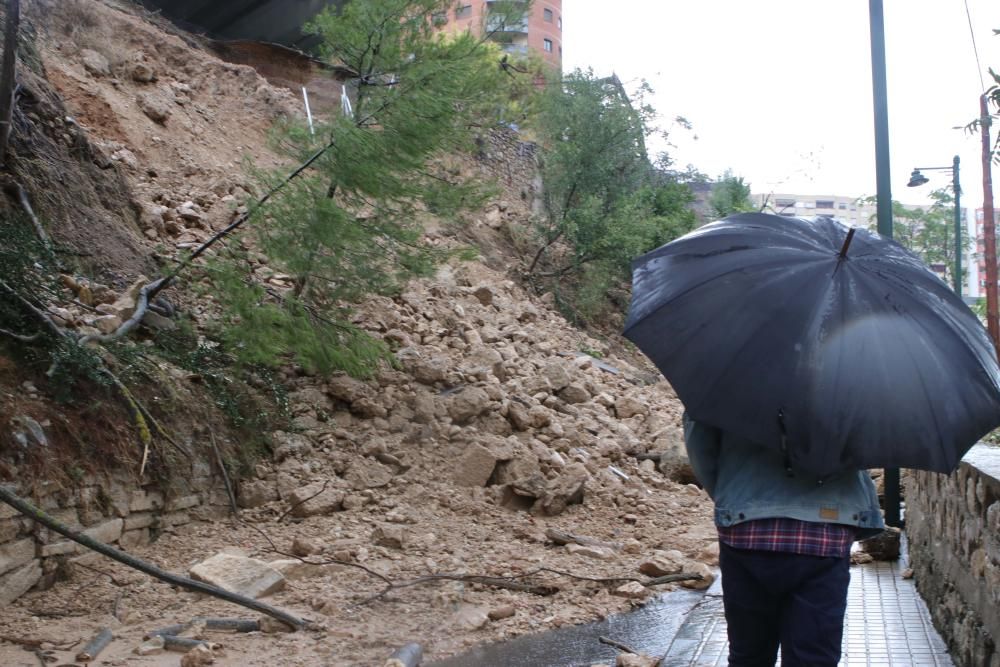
top-left (189, 553), bottom-right (285, 599)
top-left (0, 519), bottom-right (21, 543)
top-left (40, 540), bottom-right (79, 557)
top-left (160, 512), bottom-right (190, 527)
top-left (0, 560), bottom-right (42, 605)
top-left (286, 482), bottom-right (344, 518)
top-left (83, 518), bottom-right (123, 545)
top-left (130, 490), bottom-right (165, 512)
top-left (0, 538), bottom-right (36, 576)
top-left (124, 512), bottom-right (155, 530)
top-left (238, 480), bottom-right (279, 509)
top-left (166, 494), bottom-right (200, 511)
top-left (452, 443), bottom-right (498, 487)
top-left (120, 528), bottom-right (151, 549)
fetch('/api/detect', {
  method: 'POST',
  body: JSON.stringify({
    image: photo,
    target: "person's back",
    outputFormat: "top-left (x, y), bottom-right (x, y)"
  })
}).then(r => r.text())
top-left (683, 414), bottom-right (884, 666)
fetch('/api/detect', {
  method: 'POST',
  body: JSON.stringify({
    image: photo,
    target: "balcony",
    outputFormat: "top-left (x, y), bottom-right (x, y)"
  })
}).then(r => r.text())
top-left (501, 43), bottom-right (529, 55)
top-left (485, 1), bottom-right (529, 33)
top-left (485, 16), bottom-right (528, 33)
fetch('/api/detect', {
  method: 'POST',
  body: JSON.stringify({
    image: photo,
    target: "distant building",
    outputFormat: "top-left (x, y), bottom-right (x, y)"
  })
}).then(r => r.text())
top-left (436, 1), bottom-right (563, 70)
top-left (971, 208), bottom-right (1000, 300)
top-left (753, 192), bottom-right (981, 300)
top-left (752, 193), bottom-right (878, 228)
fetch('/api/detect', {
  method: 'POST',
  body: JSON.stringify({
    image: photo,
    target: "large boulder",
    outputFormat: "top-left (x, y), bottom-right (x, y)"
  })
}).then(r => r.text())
top-left (453, 443), bottom-right (498, 487)
top-left (189, 553), bottom-right (285, 599)
top-left (446, 387), bottom-right (492, 424)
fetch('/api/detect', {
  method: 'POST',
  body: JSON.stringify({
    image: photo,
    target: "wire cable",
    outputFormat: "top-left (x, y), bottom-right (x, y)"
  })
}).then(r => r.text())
top-left (963, 0), bottom-right (987, 91)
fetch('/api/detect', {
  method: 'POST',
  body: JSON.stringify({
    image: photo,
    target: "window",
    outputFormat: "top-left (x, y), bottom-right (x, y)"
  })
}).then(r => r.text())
top-left (558, 17), bottom-right (562, 29)
top-left (815, 200), bottom-right (835, 209)
top-left (775, 198), bottom-right (796, 209)
top-left (838, 203), bottom-right (847, 210)
top-left (456, 4), bottom-right (472, 19)
top-left (543, 38), bottom-right (553, 52)
top-left (543, 8), bottom-right (553, 22)
top-left (432, 11), bottom-right (447, 25)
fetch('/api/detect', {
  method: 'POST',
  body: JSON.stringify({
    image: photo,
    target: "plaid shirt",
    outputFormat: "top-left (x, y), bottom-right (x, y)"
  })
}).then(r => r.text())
top-left (718, 517), bottom-right (856, 557)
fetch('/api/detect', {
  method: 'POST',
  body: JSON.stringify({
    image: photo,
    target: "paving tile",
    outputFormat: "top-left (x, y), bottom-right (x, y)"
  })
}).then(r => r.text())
top-left (660, 541), bottom-right (955, 666)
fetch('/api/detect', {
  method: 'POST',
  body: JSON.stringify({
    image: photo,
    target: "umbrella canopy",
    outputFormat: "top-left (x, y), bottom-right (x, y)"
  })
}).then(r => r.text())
top-left (624, 212), bottom-right (1000, 477)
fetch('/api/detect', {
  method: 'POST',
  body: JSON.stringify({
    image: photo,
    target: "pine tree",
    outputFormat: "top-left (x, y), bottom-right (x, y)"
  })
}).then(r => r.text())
top-left (208, 0), bottom-right (519, 375)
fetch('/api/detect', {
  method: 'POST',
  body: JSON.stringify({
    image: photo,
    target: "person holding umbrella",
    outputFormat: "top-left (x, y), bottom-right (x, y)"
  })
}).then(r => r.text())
top-left (624, 213), bottom-right (1000, 666)
top-left (683, 414), bottom-right (882, 665)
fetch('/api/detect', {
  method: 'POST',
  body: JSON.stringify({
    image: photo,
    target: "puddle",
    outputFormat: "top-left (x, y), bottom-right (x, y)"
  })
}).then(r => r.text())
top-left (428, 587), bottom-right (706, 667)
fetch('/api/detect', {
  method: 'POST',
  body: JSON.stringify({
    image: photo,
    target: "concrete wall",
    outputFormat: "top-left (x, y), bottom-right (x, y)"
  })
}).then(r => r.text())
top-left (907, 444), bottom-right (1000, 666)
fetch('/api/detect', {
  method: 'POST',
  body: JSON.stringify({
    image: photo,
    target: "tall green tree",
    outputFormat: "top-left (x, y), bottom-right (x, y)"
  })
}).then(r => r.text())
top-left (708, 170), bottom-right (753, 219)
top-left (207, 0), bottom-right (520, 375)
top-left (863, 189), bottom-right (966, 281)
top-left (528, 69), bottom-right (696, 321)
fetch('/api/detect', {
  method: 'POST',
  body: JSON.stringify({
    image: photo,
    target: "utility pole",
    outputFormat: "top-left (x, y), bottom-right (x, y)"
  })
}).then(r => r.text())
top-left (982, 93), bottom-right (999, 356)
top-left (953, 155), bottom-right (962, 296)
top-left (869, 0), bottom-right (899, 528)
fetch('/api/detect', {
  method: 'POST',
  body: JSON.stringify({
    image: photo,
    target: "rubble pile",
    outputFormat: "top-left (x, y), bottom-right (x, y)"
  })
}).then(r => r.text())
top-left (0, 2), bottom-right (718, 665)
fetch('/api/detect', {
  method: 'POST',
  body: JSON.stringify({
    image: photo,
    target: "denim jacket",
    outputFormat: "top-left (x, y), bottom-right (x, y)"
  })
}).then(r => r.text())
top-left (683, 414), bottom-right (885, 540)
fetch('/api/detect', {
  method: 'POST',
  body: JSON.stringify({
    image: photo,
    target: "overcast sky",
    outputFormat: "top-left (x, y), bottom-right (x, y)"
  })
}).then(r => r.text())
top-left (563, 1), bottom-right (1000, 205)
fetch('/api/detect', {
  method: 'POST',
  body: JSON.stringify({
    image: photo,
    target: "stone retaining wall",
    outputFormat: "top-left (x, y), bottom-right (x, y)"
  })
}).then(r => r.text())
top-left (906, 444), bottom-right (1000, 667)
top-left (0, 462), bottom-right (230, 605)
top-left (475, 127), bottom-right (542, 215)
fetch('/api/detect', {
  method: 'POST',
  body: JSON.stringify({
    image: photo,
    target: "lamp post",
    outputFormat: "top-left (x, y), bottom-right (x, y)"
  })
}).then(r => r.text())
top-left (868, 0), bottom-right (900, 529)
top-left (906, 155), bottom-right (962, 296)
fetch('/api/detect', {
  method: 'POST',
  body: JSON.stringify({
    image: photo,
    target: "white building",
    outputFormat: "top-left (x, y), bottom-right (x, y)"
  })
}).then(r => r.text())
top-left (752, 193), bottom-right (977, 301)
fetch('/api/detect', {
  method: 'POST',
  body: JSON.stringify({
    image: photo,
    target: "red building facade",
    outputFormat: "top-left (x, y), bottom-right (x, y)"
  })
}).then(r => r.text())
top-left (439, 0), bottom-right (563, 70)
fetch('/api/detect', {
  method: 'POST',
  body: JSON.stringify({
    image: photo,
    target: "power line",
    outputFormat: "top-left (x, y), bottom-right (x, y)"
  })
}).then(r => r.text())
top-left (963, 0), bottom-right (987, 92)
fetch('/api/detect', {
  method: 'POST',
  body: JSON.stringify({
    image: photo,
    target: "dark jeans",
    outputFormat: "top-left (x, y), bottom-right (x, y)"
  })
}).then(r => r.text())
top-left (719, 541), bottom-right (850, 667)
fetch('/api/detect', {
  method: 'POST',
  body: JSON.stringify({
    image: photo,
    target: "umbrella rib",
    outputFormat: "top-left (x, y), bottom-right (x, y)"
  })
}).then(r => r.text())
top-left (853, 277), bottom-right (947, 467)
top-left (691, 274), bottom-right (808, 423)
top-left (625, 253), bottom-right (827, 337)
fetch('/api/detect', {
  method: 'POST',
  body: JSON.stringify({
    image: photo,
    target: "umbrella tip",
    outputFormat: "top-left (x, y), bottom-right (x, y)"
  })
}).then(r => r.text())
top-left (839, 228), bottom-right (856, 259)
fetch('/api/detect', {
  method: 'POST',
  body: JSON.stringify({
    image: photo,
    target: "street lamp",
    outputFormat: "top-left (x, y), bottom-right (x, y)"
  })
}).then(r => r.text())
top-left (906, 155), bottom-right (962, 297)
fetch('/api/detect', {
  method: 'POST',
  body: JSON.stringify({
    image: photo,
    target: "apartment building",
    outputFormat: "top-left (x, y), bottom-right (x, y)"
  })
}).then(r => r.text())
top-left (752, 193), bottom-right (878, 228)
top-left (437, 0), bottom-right (562, 69)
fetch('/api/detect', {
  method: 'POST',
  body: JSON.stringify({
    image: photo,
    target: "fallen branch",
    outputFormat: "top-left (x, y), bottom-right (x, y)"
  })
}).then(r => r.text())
top-left (644, 573), bottom-right (704, 586)
top-left (78, 277), bottom-right (167, 347)
top-left (276, 479), bottom-right (331, 523)
top-left (545, 528), bottom-right (622, 552)
top-left (599, 635), bottom-right (638, 655)
top-left (0, 278), bottom-right (65, 340)
top-left (241, 518), bottom-right (393, 587)
top-left (0, 635), bottom-right (77, 650)
top-left (0, 325), bottom-right (38, 342)
top-left (76, 628), bottom-right (112, 662)
top-left (0, 485), bottom-right (309, 630)
top-left (5, 181), bottom-right (51, 251)
top-left (245, 521), bottom-right (700, 609)
top-left (208, 430), bottom-right (239, 517)
top-left (364, 573), bottom-right (560, 603)
top-left (100, 367), bottom-right (193, 464)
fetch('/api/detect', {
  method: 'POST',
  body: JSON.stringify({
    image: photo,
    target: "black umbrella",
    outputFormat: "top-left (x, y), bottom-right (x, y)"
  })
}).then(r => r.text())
top-left (624, 212), bottom-right (1000, 477)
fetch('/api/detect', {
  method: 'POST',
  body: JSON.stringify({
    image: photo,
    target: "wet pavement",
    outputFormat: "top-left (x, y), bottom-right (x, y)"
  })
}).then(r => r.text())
top-left (434, 535), bottom-right (955, 667)
top-left (430, 587), bottom-right (705, 667)
top-left (661, 539), bottom-right (954, 666)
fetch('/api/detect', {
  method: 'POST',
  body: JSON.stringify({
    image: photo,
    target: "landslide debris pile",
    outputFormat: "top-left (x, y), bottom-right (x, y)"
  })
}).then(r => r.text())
top-left (0, 1), bottom-right (717, 665)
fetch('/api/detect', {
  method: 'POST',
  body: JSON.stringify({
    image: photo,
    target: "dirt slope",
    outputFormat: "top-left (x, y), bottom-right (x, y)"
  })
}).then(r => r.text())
top-left (0, 2), bottom-right (717, 665)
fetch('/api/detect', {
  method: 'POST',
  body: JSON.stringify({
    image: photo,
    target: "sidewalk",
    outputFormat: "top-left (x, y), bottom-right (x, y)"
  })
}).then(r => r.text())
top-left (660, 543), bottom-right (953, 666)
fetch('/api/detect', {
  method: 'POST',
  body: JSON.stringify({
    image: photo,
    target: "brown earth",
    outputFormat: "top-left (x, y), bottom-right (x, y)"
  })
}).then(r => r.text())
top-left (0, 2), bottom-right (717, 666)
